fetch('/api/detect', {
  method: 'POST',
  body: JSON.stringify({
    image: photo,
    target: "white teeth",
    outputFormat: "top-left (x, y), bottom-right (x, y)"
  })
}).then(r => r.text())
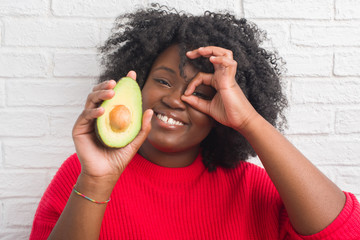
top-left (156, 114), bottom-right (184, 126)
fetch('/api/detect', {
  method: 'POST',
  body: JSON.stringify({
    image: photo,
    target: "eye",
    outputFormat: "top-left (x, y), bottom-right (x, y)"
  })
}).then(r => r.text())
top-left (192, 91), bottom-right (212, 100)
top-left (154, 78), bottom-right (171, 87)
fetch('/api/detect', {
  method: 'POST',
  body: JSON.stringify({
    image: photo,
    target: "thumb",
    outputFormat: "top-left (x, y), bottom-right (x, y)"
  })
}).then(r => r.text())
top-left (127, 109), bottom-right (153, 150)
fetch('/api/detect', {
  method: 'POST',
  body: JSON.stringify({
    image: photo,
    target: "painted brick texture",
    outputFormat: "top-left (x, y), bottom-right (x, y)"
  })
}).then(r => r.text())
top-left (1, 0), bottom-right (359, 238)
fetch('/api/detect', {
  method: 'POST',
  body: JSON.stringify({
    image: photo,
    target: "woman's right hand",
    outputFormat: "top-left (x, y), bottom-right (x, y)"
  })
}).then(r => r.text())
top-left (72, 71), bottom-right (153, 183)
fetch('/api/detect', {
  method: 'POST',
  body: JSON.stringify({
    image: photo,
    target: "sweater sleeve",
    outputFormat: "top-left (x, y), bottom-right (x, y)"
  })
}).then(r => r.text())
top-left (29, 154), bottom-right (81, 240)
top-left (283, 192), bottom-right (360, 240)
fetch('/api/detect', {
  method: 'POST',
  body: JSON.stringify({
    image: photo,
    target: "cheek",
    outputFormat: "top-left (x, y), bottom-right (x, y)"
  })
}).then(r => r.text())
top-left (189, 108), bottom-right (214, 133)
top-left (141, 84), bottom-right (155, 110)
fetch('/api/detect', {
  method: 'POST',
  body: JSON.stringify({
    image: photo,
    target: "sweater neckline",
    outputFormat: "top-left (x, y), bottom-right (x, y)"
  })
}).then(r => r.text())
top-left (128, 153), bottom-right (206, 183)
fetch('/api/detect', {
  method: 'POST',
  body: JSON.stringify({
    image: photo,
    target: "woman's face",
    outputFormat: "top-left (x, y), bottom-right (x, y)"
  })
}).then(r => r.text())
top-left (141, 45), bottom-right (215, 153)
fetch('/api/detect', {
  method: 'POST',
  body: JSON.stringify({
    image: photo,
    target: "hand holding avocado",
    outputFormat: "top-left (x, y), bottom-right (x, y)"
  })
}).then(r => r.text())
top-left (72, 71), bottom-right (153, 182)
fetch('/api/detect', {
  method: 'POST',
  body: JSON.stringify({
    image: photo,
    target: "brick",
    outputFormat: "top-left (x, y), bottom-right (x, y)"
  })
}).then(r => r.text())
top-left (334, 52), bottom-right (360, 76)
top-left (291, 79), bottom-right (360, 104)
top-left (316, 166), bottom-right (337, 183)
top-left (283, 52), bottom-right (332, 77)
top-left (0, 110), bottom-right (49, 137)
top-left (52, 0), bottom-right (241, 17)
top-left (291, 24), bottom-right (360, 47)
top-left (244, 0), bottom-right (332, 19)
top-left (289, 136), bottom-right (360, 165)
top-left (0, 170), bottom-right (48, 198)
top-left (6, 79), bottom-right (93, 106)
top-left (186, 0), bottom-right (242, 16)
top-left (3, 140), bottom-right (74, 169)
top-left (0, 0), bottom-right (47, 16)
top-left (47, 169), bottom-right (59, 183)
top-left (51, 0), bottom-right (139, 17)
top-left (285, 105), bottom-right (333, 135)
top-left (335, 167), bottom-right (360, 194)
top-left (255, 21), bottom-right (289, 50)
top-left (0, 53), bottom-right (48, 77)
top-left (54, 53), bottom-right (100, 77)
top-left (0, 200), bottom-right (3, 226)
top-left (336, 0), bottom-right (360, 19)
top-left (247, 156), bottom-right (263, 168)
top-left (4, 18), bottom-right (99, 48)
top-left (3, 199), bottom-right (39, 227)
top-left (336, 109), bottom-right (360, 134)
top-left (0, 228), bottom-right (29, 240)
top-left (49, 109), bottom-right (82, 138)
top-left (0, 23), bottom-right (2, 44)
top-left (0, 141), bottom-right (2, 167)
top-left (100, 20), bottom-right (114, 44)
top-left (0, 79), bottom-right (5, 107)
top-left (0, 229), bottom-right (31, 240)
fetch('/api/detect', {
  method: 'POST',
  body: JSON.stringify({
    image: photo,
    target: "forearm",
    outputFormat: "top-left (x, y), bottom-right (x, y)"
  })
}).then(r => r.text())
top-left (48, 174), bottom-right (116, 240)
top-left (240, 115), bottom-right (346, 235)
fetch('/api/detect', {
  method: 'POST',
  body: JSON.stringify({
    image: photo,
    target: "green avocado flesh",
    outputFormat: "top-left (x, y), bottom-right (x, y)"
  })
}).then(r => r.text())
top-left (96, 77), bottom-right (142, 148)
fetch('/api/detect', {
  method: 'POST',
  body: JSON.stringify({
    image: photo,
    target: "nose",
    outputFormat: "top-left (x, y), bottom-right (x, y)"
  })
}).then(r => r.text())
top-left (162, 88), bottom-right (186, 110)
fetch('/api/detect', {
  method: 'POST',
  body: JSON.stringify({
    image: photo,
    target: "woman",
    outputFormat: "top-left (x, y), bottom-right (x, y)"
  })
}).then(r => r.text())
top-left (30, 5), bottom-right (360, 239)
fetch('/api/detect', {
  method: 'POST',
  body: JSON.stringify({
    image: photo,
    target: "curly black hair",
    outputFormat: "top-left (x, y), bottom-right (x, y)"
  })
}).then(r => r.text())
top-left (99, 4), bottom-right (288, 171)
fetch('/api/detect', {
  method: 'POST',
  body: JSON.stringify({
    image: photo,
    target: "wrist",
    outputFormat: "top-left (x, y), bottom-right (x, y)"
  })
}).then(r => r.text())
top-left (235, 112), bottom-right (263, 137)
top-left (75, 172), bottom-right (118, 202)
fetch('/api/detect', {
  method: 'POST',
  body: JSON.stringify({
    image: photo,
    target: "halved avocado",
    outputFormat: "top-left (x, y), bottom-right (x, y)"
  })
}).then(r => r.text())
top-left (95, 77), bottom-right (142, 148)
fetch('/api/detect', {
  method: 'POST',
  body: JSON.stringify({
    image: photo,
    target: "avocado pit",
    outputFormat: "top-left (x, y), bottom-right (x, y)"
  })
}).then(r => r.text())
top-left (109, 105), bottom-right (131, 132)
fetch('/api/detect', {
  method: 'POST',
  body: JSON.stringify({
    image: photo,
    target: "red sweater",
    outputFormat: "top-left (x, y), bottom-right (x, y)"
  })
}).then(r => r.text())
top-left (31, 153), bottom-right (360, 239)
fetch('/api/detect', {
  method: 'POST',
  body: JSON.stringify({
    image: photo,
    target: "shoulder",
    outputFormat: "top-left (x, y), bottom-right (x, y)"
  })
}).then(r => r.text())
top-left (30, 154), bottom-right (81, 239)
top-left (39, 153), bottom-right (81, 211)
top-left (55, 153), bottom-right (81, 181)
top-left (49, 153), bottom-right (81, 197)
top-left (216, 161), bottom-right (281, 201)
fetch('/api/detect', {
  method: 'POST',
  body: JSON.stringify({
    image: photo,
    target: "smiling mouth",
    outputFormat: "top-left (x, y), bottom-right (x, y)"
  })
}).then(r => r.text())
top-left (156, 113), bottom-right (184, 126)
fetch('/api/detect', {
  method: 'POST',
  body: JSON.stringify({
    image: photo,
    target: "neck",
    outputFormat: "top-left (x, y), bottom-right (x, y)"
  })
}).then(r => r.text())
top-left (138, 140), bottom-right (200, 168)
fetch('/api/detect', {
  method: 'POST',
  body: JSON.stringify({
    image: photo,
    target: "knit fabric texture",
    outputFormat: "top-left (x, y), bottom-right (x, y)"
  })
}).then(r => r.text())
top-left (30, 153), bottom-right (360, 239)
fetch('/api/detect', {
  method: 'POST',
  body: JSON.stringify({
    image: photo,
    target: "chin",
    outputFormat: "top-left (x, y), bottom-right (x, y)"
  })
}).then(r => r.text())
top-left (147, 138), bottom-right (197, 154)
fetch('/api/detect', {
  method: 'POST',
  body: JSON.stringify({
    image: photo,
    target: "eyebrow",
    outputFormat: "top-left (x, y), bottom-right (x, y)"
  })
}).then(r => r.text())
top-left (152, 66), bottom-right (176, 75)
top-left (152, 65), bottom-right (198, 83)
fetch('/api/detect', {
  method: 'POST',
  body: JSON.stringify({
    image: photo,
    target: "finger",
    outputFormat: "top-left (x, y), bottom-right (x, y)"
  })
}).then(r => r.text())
top-left (181, 95), bottom-right (211, 116)
top-left (92, 80), bottom-right (116, 92)
top-left (85, 89), bottom-right (115, 109)
top-left (184, 72), bottom-right (214, 96)
top-left (210, 56), bottom-right (238, 69)
top-left (210, 56), bottom-right (238, 81)
top-left (187, 46), bottom-right (233, 59)
top-left (126, 70), bottom-right (137, 81)
top-left (73, 107), bottom-right (104, 136)
top-left (78, 108), bottom-right (104, 126)
top-left (126, 109), bottom-right (153, 150)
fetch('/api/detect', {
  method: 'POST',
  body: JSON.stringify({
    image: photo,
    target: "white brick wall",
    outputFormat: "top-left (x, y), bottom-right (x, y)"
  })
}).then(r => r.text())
top-left (0, 52), bottom-right (48, 77)
top-left (0, 0), bottom-right (359, 238)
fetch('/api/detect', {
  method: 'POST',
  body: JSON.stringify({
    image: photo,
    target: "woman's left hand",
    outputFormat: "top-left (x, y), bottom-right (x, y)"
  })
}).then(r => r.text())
top-left (181, 46), bottom-right (259, 133)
